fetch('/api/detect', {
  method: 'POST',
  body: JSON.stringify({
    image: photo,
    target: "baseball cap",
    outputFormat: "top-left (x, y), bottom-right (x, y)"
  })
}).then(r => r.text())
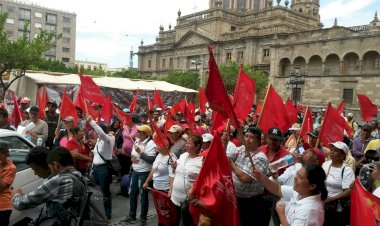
top-left (47, 101), bottom-right (58, 108)
top-left (347, 112), bottom-right (354, 117)
top-left (181, 124), bottom-right (190, 131)
top-left (202, 133), bottom-right (213, 143)
top-left (29, 106), bottom-right (39, 114)
top-left (168, 125), bottom-right (182, 133)
top-left (303, 143), bottom-right (325, 165)
top-left (244, 127), bottom-right (262, 138)
top-left (308, 130), bottom-right (319, 138)
top-left (329, 141), bottom-right (349, 155)
top-left (63, 116), bottom-right (74, 122)
top-left (136, 125), bottom-right (152, 136)
top-left (289, 123), bottom-right (301, 131)
top-left (267, 127), bottom-right (283, 140)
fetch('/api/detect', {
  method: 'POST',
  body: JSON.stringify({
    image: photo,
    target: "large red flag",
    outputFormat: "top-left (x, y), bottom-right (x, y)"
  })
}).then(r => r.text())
top-left (285, 98), bottom-right (298, 125)
top-left (129, 91), bottom-right (139, 113)
top-left (171, 99), bottom-right (187, 116)
top-left (150, 119), bottom-right (169, 150)
top-left (37, 90), bottom-right (46, 119)
top-left (113, 104), bottom-right (131, 126)
top-left (210, 112), bottom-right (228, 135)
top-left (60, 93), bottom-right (78, 125)
top-left (74, 87), bottom-right (85, 112)
top-left (11, 93), bottom-right (22, 128)
top-left (318, 103), bottom-right (350, 146)
top-left (150, 188), bottom-right (178, 226)
top-left (299, 106), bottom-right (313, 143)
top-left (147, 96), bottom-right (154, 111)
top-left (164, 112), bottom-right (176, 138)
top-left (205, 46), bottom-right (240, 128)
top-left (198, 87), bottom-right (207, 114)
top-left (186, 101), bottom-right (197, 134)
top-left (153, 89), bottom-right (165, 110)
top-left (337, 99), bottom-right (345, 115)
top-left (357, 94), bottom-right (378, 122)
top-left (257, 85), bottom-right (291, 134)
top-left (190, 133), bottom-right (240, 226)
top-left (101, 95), bottom-right (112, 124)
top-left (351, 179), bottom-right (380, 226)
top-left (79, 73), bottom-right (105, 105)
top-left (233, 65), bottom-right (256, 121)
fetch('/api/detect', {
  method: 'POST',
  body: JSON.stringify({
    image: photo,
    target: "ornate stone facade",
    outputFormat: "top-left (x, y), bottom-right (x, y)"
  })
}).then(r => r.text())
top-left (138, 0), bottom-right (380, 109)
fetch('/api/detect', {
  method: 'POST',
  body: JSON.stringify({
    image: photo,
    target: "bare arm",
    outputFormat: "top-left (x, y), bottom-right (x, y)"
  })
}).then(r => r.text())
top-left (253, 169), bottom-right (282, 197)
top-left (143, 170), bottom-right (154, 189)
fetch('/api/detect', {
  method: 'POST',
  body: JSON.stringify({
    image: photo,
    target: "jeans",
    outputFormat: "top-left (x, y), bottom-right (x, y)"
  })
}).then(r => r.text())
top-left (0, 210), bottom-right (12, 226)
top-left (129, 171), bottom-right (150, 220)
top-left (92, 164), bottom-right (112, 220)
top-left (237, 195), bottom-right (266, 226)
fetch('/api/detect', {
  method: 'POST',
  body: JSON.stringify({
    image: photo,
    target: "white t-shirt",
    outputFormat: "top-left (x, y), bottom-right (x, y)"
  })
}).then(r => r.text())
top-left (152, 153), bottom-right (177, 191)
top-left (131, 138), bottom-right (157, 172)
top-left (281, 186), bottom-right (324, 226)
top-left (322, 160), bottom-right (355, 197)
top-left (171, 152), bottom-right (203, 206)
top-left (278, 163), bottom-right (303, 186)
top-left (373, 187), bottom-right (380, 198)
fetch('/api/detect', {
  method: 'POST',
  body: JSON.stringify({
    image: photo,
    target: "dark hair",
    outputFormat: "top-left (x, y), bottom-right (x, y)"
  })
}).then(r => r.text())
top-left (99, 123), bottom-right (110, 134)
top-left (305, 164), bottom-right (328, 201)
top-left (70, 127), bottom-right (81, 135)
top-left (47, 146), bottom-right (74, 167)
top-left (0, 108), bottom-right (9, 118)
top-left (0, 142), bottom-right (9, 154)
top-left (26, 146), bottom-right (50, 168)
top-left (110, 119), bottom-right (121, 132)
top-left (189, 134), bottom-right (202, 152)
top-left (245, 127), bottom-right (262, 140)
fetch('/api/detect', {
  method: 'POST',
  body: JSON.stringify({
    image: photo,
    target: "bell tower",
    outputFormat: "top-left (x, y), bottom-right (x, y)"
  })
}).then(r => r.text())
top-left (291, 0), bottom-right (320, 20)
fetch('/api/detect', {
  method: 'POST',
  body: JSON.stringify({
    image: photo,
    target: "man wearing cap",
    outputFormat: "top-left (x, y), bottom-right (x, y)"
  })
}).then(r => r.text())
top-left (228, 127), bottom-right (269, 226)
top-left (20, 106), bottom-right (48, 145)
top-left (346, 112), bottom-right (358, 134)
top-left (199, 133), bottom-right (213, 155)
top-left (44, 101), bottom-right (60, 149)
top-left (124, 125), bottom-right (157, 225)
top-left (167, 125), bottom-right (186, 158)
top-left (352, 123), bottom-right (372, 162)
top-left (19, 97), bottom-right (30, 112)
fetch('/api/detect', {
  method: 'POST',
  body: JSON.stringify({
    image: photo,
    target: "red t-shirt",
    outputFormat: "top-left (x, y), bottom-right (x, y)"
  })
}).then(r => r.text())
top-left (259, 144), bottom-right (290, 175)
top-left (66, 139), bottom-right (90, 171)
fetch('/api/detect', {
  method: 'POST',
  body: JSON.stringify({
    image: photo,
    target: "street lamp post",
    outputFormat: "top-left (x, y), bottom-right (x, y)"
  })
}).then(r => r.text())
top-left (286, 64), bottom-right (306, 104)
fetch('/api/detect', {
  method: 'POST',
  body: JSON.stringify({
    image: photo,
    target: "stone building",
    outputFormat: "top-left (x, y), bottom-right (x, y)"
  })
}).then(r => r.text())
top-left (138, 0), bottom-right (380, 110)
top-left (0, 0), bottom-right (76, 66)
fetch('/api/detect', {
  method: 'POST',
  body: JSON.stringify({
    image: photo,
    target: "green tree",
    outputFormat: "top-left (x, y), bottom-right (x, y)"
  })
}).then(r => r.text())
top-left (163, 70), bottom-right (200, 90)
top-left (112, 70), bottom-right (145, 79)
top-left (0, 13), bottom-right (59, 99)
top-left (218, 61), bottom-right (269, 96)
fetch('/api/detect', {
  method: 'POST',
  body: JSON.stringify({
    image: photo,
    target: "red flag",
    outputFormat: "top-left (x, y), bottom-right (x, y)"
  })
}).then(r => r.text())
top-left (129, 96), bottom-right (138, 113)
top-left (233, 65), bottom-right (256, 121)
top-left (198, 87), bottom-right (207, 114)
top-left (60, 93), bottom-right (78, 125)
top-left (318, 103), bottom-right (350, 146)
top-left (337, 99), bottom-right (345, 115)
top-left (164, 112), bottom-right (176, 138)
top-left (113, 104), bottom-right (131, 126)
top-left (210, 112), bottom-right (228, 135)
top-left (299, 106), bottom-right (313, 142)
top-left (285, 98), bottom-right (298, 125)
top-left (79, 73), bottom-right (105, 105)
top-left (205, 46), bottom-right (240, 128)
top-left (351, 179), bottom-right (380, 226)
top-left (171, 99), bottom-right (187, 116)
top-left (101, 95), bottom-right (113, 124)
top-left (37, 90), bottom-right (46, 119)
top-left (11, 93), bottom-right (22, 128)
top-left (257, 85), bottom-right (291, 134)
top-left (186, 101), bottom-right (197, 134)
top-left (147, 96), bottom-right (154, 111)
top-left (150, 188), bottom-right (178, 226)
top-left (84, 99), bottom-right (99, 119)
top-left (74, 87), bottom-right (86, 112)
top-left (357, 94), bottom-right (378, 122)
top-left (150, 119), bottom-right (169, 150)
top-left (42, 85), bottom-right (49, 105)
top-left (153, 89), bottom-right (165, 110)
top-left (190, 133), bottom-right (240, 226)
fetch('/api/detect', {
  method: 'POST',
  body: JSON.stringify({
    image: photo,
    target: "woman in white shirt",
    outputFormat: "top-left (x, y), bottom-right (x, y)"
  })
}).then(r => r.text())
top-left (254, 164), bottom-right (327, 226)
top-left (171, 134), bottom-right (203, 226)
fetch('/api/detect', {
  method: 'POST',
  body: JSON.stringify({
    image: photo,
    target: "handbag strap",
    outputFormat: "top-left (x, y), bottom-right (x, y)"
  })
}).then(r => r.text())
top-left (95, 145), bottom-right (109, 163)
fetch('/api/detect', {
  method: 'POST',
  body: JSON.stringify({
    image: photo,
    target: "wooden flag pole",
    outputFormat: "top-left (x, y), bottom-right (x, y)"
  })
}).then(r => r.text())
top-left (256, 84), bottom-right (271, 127)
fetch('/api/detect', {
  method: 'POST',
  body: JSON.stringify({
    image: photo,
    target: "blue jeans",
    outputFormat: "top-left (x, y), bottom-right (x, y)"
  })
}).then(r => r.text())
top-left (92, 164), bottom-right (112, 220)
top-left (129, 171), bottom-right (150, 220)
top-left (0, 210), bottom-right (12, 226)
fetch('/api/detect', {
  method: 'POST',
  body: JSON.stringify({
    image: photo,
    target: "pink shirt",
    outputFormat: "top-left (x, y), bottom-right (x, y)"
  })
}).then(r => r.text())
top-left (121, 125), bottom-right (138, 156)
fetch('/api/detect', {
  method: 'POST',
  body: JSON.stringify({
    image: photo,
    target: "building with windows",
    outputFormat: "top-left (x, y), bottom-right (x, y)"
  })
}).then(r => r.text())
top-left (75, 60), bottom-right (108, 72)
top-left (0, 0), bottom-right (76, 66)
top-left (138, 0), bottom-right (380, 109)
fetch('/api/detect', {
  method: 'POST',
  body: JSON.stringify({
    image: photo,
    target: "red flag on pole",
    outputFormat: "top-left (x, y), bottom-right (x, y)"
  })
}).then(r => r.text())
top-left (37, 89), bottom-right (46, 119)
top-left (153, 89), bottom-right (165, 110)
top-left (74, 87), bottom-right (85, 112)
top-left (205, 46), bottom-right (240, 128)
top-left (129, 95), bottom-right (138, 113)
top-left (318, 103), bottom-right (350, 146)
top-left (299, 106), bottom-right (313, 142)
top-left (233, 65), bottom-right (256, 121)
top-left (79, 73), bottom-right (105, 105)
top-left (198, 87), bottom-right (207, 114)
top-left (101, 95), bottom-right (113, 124)
top-left (257, 85), bottom-right (291, 134)
top-left (113, 104), bottom-right (131, 126)
top-left (337, 99), bottom-right (345, 115)
top-left (11, 93), bottom-right (22, 128)
top-left (210, 112), bottom-right (228, 135)
top-left (164, 112), bottom-right (176, 138)
top-left (357, 94), bottom-right (378, 122)
top-left (186, 101), bottom-right (197, 134)
top-left (60, 93), bottom-right (78, 125)
top-left (350, 179), bottom-right (380, 226)
top-left (190, 132), bottom-right (240, 226)
top-left (150, 120), bottom-right (169, 150)
top-left (147, 96), bottom-right (154, 111)
top-left (150, 188), bottom-right (178, 226)
top-left (42, 85), bottom-right (49, 104)
top-left (285, 98), bottom-right (298, 125)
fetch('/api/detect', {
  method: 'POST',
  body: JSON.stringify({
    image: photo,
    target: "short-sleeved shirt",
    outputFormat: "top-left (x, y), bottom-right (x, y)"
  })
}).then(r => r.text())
top-left (281, 186), bottom-right (324, 226)
top-left (259, 145), bottom-right (290, 175)
top-left (322, 160), bottom-right (355, 197)
top-left (170, 139), bottom-right (186, 158)
top-left (152, 153), bottom-right (177, 191)
top-left (277, 163), bottom-right (302, 186)
top-left (0, 160), bottom-right (16, 210)
top-left (66, 139), bottom-right (90, 171)
top-left (229, 146), bottom-right (269, 198)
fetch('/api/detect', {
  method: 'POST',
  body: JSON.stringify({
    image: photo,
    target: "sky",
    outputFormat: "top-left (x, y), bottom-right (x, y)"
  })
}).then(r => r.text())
top-left (24, 0), bottom-right (379, 68)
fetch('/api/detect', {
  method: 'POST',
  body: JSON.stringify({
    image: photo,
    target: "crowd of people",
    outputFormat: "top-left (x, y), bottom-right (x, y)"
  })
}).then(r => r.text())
top-left (1, 95), bottom-right (380, 226)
